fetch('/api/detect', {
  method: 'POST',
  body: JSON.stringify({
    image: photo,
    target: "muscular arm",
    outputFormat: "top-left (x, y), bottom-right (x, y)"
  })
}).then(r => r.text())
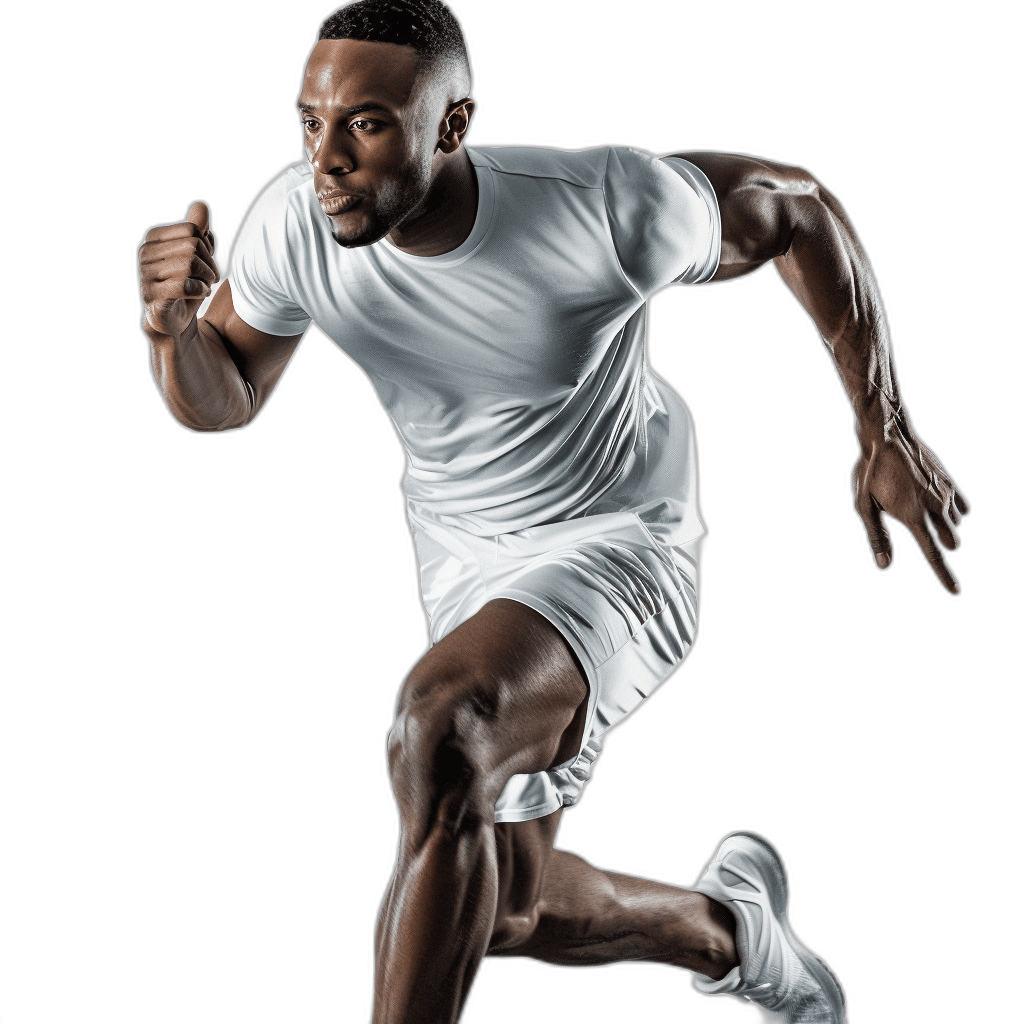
top-left (677, 152), bottom-right (968, 592)
top-left (140, 203), bottom-right (303, 431)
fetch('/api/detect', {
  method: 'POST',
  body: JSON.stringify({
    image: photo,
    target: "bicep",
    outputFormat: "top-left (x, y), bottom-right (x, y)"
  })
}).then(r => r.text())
top-left (674, 152), bottom-right (820, 280)
top-left (202, 280), bottom-right (304, 415)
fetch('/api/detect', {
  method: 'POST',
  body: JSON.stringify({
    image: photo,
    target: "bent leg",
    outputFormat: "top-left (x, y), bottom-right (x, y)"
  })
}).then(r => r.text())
top-left (374, 599), bottom-right (588, 1024)
top-left (489, 826), bottom-right (737, 979)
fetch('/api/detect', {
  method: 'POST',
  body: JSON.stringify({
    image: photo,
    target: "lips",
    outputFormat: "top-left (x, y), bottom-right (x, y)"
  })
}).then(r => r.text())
top-left (317, 190), bottom-right (362, 215)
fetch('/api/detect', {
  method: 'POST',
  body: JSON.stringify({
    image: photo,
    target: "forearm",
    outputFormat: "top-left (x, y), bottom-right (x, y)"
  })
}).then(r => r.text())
top-left (146, 315), bottom-right (253, 431)
top-left (682, 151), bottom-right (967, 589)
top-left (773, 186), bottom-right (903, 446)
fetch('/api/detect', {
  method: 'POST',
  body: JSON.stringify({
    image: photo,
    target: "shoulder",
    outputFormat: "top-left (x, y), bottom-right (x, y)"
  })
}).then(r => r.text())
top-left (231, 164), bottom-right (318, 283)
top-left (239, 162), bottom-right (316, 232)
top-left (233, 163), bottom-right (320, 271)
top-left (468, 146), bottom-right (610, 188)
top-left (257, 161), bottom-right (315, 202)
top-left (604, 146), bottom-right (710, 208)
top-left (602, 147), bottom-right (722, 291)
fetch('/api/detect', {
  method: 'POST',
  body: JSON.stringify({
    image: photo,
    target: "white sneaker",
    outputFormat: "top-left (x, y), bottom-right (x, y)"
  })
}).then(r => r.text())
top-left (691, 832), bottom-right (846, 1023)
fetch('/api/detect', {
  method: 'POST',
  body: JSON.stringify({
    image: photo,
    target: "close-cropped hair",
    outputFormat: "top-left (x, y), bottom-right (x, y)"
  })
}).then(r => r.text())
top-left (319, 0), bottom-right (471, 88)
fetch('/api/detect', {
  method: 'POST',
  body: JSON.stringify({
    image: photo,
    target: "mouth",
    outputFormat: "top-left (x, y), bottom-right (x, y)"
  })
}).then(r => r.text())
top-left (317, 190), bottom-right (362, 215)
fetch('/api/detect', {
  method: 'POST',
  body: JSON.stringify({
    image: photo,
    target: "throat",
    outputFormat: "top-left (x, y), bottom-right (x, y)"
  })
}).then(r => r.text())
top-left (389, 154), bottom-right (479, 257)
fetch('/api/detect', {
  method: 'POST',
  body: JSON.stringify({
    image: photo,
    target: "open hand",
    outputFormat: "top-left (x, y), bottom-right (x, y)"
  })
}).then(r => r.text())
top-left (854, 420), bottom-right (968, 593)
top-left (139, 202), bottom-right (219, 339)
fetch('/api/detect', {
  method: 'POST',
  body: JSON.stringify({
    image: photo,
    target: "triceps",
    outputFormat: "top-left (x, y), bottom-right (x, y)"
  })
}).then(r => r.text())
top-left (675, 151), bottom-right (816, 277)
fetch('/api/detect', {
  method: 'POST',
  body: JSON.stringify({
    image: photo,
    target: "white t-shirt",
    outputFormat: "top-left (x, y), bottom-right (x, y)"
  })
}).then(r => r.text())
top-left (229, 146), bottom-right (721, 541)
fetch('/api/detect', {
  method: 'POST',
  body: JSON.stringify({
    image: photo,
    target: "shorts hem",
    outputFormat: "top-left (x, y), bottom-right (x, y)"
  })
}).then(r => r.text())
top-left (493, 796), bottom-right (564, 823)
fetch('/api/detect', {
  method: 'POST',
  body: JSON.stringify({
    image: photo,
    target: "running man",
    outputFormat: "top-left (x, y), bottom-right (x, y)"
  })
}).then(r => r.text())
top-left (137, 2), bottom-right (967, 1021)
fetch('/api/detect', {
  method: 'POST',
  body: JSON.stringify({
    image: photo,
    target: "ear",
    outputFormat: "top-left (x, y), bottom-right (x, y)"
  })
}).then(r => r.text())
top-left (437, 98), bottom-right (475, 154)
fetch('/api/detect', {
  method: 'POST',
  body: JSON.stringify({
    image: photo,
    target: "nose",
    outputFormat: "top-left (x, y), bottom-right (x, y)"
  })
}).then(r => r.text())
top-left (311, 123), bottom-right (355, 176)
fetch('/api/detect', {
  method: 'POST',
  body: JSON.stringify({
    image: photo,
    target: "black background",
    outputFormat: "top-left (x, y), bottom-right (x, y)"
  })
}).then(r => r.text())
top-left (99, 4), bottom-right (995, 1019)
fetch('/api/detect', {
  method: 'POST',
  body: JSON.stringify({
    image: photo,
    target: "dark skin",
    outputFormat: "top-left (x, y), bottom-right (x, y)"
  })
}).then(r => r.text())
top-left (139, 36), bottom-right (967, 1024)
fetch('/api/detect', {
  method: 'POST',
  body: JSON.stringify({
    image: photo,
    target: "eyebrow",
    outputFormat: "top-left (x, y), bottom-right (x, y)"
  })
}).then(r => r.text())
top-left (297, 101), bottom-right (395, 116)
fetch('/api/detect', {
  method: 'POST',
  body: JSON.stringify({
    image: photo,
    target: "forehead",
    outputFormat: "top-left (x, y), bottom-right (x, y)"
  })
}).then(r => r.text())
top-left (301, 39), bottom-right (423, 110)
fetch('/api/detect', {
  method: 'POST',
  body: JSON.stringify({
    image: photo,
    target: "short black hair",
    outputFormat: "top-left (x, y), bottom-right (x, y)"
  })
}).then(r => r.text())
top-left (319, 1), bottom-right (471, 91)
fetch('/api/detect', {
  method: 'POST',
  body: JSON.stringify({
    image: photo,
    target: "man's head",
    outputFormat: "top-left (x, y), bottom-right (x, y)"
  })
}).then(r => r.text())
top-left (299, 0), bottom-right (474, 248)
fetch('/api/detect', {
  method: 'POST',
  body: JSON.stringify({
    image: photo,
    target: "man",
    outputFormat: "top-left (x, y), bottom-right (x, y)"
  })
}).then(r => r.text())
top-left (137, 1), bottom-right (967, 1021)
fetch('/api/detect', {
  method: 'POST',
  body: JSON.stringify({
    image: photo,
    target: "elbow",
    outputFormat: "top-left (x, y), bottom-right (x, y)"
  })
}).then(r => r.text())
top-left (165, 395), bottom-right (253, 433)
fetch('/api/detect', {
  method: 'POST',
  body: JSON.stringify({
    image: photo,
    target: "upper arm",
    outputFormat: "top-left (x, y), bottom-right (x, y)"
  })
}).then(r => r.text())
top-left (674, 152), bottom-right (825, 281)
top-left (202, 280), bottom-right (304, 417)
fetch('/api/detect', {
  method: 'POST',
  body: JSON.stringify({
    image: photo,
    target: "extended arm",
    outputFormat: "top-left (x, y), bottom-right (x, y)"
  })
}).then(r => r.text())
top-left (139, 203), bottom-right (303, 431)
top-left (679, 152), bottom-right (968, 592)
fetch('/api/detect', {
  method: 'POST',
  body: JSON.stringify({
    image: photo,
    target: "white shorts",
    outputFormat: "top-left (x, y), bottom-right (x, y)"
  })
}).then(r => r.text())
top-left (408, 506), bottom-right (700, 823)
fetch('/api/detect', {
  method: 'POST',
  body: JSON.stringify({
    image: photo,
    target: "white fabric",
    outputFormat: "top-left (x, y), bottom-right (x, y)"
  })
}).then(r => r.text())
top-left (411, 519), bottom-right (700, 821)
top-left (229, 146), bottom-right (721, 819)
top-left (230, 146), bottom-right (718, 541)
top-left (692, 833), bottom-right (846, 1022)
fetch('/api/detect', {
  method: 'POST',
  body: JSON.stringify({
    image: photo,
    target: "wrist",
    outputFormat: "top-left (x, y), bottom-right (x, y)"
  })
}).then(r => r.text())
top-left (143, 313), bottom-right (198, 348)
top-left (855, 389), bottom-right (909, 451)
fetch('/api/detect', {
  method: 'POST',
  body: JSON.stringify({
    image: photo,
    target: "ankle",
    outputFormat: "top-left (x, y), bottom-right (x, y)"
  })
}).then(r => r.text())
top-left (695, 936), bottom-right (739, 980)
top-left (687, 894), bottom-right (738, 980)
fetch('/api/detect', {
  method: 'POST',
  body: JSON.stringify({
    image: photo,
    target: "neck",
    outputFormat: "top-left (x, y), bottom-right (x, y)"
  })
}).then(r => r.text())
top-left (388, 149), bottom-right (478, 257)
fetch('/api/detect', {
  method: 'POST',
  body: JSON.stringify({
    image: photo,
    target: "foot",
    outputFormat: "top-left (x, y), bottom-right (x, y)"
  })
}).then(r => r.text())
top-left (690, 832), bottom-right (846, 1023)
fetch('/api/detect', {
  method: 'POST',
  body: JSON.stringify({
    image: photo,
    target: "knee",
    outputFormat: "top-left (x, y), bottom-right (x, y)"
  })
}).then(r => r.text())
top-left (387, 662), bottom-right (504, 825)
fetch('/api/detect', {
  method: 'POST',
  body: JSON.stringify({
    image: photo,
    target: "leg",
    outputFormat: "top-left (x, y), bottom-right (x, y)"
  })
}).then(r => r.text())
top-left (375, 599), bottom-right (588, 1024)
top-left (489, 821), bottom-right (737, 978)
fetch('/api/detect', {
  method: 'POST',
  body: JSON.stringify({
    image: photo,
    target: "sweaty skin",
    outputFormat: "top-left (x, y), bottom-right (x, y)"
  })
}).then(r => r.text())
top-left (138, 34), bottom-right (968, 1024)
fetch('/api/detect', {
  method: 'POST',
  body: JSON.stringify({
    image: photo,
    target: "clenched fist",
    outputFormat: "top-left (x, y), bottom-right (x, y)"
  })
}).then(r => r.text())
top-left (139, 202), bottom-right (220, 340)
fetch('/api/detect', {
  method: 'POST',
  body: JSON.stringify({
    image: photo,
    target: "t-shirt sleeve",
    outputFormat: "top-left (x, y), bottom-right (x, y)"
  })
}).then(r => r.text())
top-left (228, 170), bottom-right (314, 337)
top-left (603, 148), bottom-right (721, 296)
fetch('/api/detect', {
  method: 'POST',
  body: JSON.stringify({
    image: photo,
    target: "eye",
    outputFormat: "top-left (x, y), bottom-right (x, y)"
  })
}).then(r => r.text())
top-left (303, 118), bottom-right (320, 132)
top-left (349, 118), bottom-right (378, 133)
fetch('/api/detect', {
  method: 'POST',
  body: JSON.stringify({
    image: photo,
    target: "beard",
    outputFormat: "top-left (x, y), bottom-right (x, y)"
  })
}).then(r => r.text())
top-left (321, 156), bottom-right (433, 249)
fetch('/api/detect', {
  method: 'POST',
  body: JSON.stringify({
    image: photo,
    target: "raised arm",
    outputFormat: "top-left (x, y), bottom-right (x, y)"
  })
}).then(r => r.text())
top-left (139, 203), bottom-right (304, 431)
top-left (678, 152), bottom-right (968, 593)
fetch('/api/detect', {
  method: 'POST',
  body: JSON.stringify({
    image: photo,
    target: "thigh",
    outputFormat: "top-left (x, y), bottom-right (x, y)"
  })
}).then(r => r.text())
top-left (399, 598), bottom-right (589, 782)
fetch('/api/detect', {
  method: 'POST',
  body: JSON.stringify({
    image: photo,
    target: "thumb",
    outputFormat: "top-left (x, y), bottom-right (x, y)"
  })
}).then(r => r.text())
top-left (186, 201), bottom-right (210, 236)
top-left (858, 496), bottom-right (893, 569)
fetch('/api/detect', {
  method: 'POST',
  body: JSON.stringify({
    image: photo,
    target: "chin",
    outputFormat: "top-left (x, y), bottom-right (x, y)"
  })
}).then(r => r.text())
top-left (329, 222), bottom-right (386, 249)
top-left (331, 229), bottom-right (386, 249)
top-left (321, 207), bottom-right (387, 249)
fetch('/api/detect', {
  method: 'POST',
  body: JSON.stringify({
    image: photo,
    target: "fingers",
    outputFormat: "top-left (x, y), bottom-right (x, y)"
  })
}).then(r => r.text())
top-left (954, 491), bottom-right (970, 516)
top-left (856, 494), bottom-right (892, 569)
top-left (139, 243), bottom-right (219, 293)
top-left (139, 235), bottom-right (216, 268)
top-left (142, 225), bottom-right (218, 268)
top-left (140, 258), bottom-right (217, 306)
top-left (145, 220), bottom-right (205, 244)
top-left (856, 435), bottom-right (966, 593)
top-left (926, 506), bottom-right (958, 551)
top-left (144, 203), bottom-right (215, 255)
top-left (140, 227), bottom-right (220, 304)
top-left (917, 464), bottom-right (966, 546)
top-left (186, 200), bottom-right (210, 236)
top-left (139, 203), bottom-right (218, 338)
top-left (908, 519), bottom-right (960, 595)
top-left (143, 276), bottom-right (212, 303)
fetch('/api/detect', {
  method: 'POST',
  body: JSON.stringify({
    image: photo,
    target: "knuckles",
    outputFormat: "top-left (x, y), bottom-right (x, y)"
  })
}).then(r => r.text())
top-left (144, 221), bottom-right (203, 243)
top-left (138, 237), bottom-right (218, 283)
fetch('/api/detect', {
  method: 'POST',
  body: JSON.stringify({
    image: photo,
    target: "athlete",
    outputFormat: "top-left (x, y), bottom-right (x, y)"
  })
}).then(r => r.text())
top-left (137, 2), bottom-right (967, 1022)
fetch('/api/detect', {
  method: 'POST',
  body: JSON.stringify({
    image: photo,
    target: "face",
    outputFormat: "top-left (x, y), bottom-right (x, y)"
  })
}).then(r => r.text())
top-left (298, 39), bottom-right (442, 247)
